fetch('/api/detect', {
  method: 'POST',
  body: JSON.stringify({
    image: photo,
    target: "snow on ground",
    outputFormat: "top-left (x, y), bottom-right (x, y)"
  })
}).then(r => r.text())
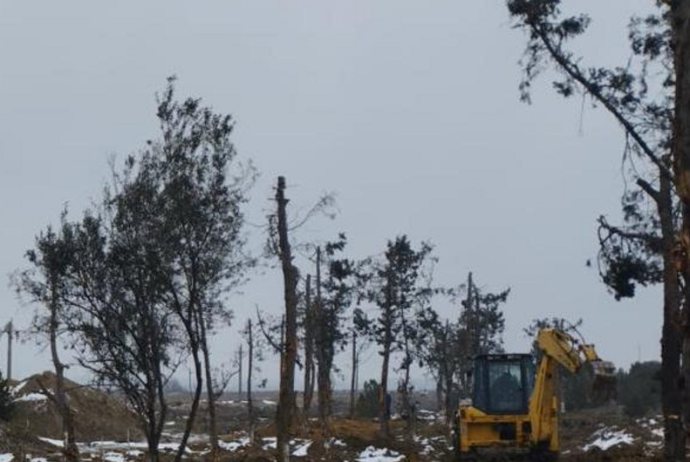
top-left (328, 438), bottom-right (347, 447)
top-left (291, 440), bottom-right (312, 456)
top-left (103, 452), bottom-right (125, 462)
top-left (417, 409), bottom-right (440, 421)
top-left (219, 437), bottom-right (250, 452)
top-left (262, 437), bottom-right (277, 450)
top-left (0, 454), bottom-right (12, 462)
top-left (40, 437), bottom-right (183, 455)
top-left (38, 437), bottom-right (63, 448)
top-left (36, 433), bottom-right (412, 461)
top-left (357, 446), bottom-right (405, 462)
top-left (15, 393), bottom-right (47, 402)
top-left (415, 435), bottom-right (445, 456)
top-left (262, 399), bottom-right (277, 406)
top-left (583, 427), bottom-right (635, 451)
top-left (638, 417), bottom-right (664, 439)
top-left (11, 381), bottom-right (26, 394)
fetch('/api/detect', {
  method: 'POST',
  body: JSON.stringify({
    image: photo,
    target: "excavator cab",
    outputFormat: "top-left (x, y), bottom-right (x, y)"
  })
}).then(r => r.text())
top-left (455, 329), bottom-right (617, 461)
top-left (471, 354), bottom-right (535, 415)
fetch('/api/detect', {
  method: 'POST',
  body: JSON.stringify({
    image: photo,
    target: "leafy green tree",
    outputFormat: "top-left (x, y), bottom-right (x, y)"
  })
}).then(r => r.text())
top-left (16, 219), bottom-right (79, 462)
top-left (458, 272), bottom-right (508, 356)
top-left (618, 361), bottom-right (662, 418)
top-left (17, 78), bottom-right (254, 462)
top-left (452, 273), bottom-right (509, 396)
top-left (150, 78), bottom-right (255, 458)
top-left (0, 372), bottom-right (14, 422)
top-left (418, 312), bottom-right (462, 423)
top-left (418, 274), bottom-right (508, 423)
top-left (358, 236), bottom-right (436, 438)
top-left (315, 234), bottom-right (357, 427)
top-left (355, 379), bottom-right (381, 419)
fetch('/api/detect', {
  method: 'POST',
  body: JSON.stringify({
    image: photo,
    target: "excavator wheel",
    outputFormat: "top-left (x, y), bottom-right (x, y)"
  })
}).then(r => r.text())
top-left (453, 451), bottom-right (477, 462)
top-left (528, 441), bottom-right (559, 462)
top-left (528, 450), bottom-right (559, 462)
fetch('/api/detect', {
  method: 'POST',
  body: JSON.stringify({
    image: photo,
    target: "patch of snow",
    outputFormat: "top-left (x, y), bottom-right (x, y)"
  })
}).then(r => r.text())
top-left (357, 446), bottom-right (405, 462)
top-left (637, 416), bottom-right (664, 439)
top-left (416, 437), bottom-right (433, 455)
top-left (15, 393), bottom-right (47, 402)
top-left (38, 437), bottom-right (64, 447)
top-left (12, 381), bottom-right (26, 394)
top-left (103, 452), bottom-right (125, 462)
top-left (583, 427), bottom-right (634, 451)
top-left (262, 437), bottom-right (277, 450)
top-left (0, 454), bottom-right (12, 462)
top-left (219, 437), bottom-right (250, 452)
top-left (292, 440), bottom-right (312, 456)
top-left (329, 438), bottom-right (347, 447)
top-left (417, 409), bottom-right (439, 421)
top-left (262, 399), bottom-right (277, 406)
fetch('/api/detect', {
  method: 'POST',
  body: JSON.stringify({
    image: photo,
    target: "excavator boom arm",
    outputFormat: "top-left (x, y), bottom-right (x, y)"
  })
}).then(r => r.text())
top-left (529, 328), bottom-right (616, 447)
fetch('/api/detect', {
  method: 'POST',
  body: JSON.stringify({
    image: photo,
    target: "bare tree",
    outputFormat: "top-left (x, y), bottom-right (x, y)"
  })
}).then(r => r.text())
top-left (273, 176), bottom-right (299, 462)
top-left (243, 318), bottom-right (257, 443)
top-left (348, 325), bottom-right (370, 419)
top-left (302, 274), bottom-right (316, 414)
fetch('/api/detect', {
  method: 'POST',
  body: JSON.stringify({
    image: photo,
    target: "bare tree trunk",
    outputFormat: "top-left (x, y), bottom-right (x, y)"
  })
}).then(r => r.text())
top-left (653, 168), bottom-right (686, 460)
top-left (175, 311), bottom-right (203, 462)
top-left (443, 321), bottom-right (455, 425)
top-left (401, 357), bottom-right (414, 439)
top-left (49, 288), bottom-right (79, 462)
top-left (315, 246), bottom-right (331, 436)
top-left (238, 344), bottom-right (243, 400)
top-left (303, 274), bottom-right (315, 414)
top-left (275, 176), bottom-right (299, 462)
top-left (349, 329), bottom-right (357, 419)
top-left (671, 3), bottom-right (690, 456)
top-left (400, 312), bottom-right (415, 440)
top-left (247, 318), bottom-right (256, 444)
top-left (5, 322), bottom-right (11, 381)
top-left (379, 333), bottom-right (391, 439)
top-left (378, 265), bottom-right (395, 440)
top-left (200, 319), bottom-right (219, 457)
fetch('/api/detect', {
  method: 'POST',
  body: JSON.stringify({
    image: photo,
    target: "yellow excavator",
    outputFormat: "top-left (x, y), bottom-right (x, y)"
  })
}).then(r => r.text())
top-left (453, 327), bottom-right (616, 461)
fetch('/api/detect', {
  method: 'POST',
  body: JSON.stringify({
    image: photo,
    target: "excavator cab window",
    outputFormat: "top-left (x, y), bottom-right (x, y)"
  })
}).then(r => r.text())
top-left (472, 354), bottom-right (534, 415)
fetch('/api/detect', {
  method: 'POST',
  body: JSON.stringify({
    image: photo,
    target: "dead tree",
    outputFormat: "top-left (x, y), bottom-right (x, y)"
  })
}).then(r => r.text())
top-left (349, 328), bottom-right (358, 418)
top-left (303, 275), bottom-right (316, 414)
top-left (246, 318), bottom-right (256, 444)
top-left (274, 176), bottom-right (299, 462)
top-left (314, 246), bottom-right (330, 433)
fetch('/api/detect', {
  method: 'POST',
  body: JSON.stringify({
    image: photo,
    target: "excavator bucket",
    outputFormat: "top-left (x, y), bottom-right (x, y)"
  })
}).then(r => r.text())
top-left (590, 359), bottom-right (617, 401)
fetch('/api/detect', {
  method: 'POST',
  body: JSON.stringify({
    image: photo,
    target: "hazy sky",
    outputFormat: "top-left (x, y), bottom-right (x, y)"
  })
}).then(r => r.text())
top-left (0, 1), bottom-right (658, 389)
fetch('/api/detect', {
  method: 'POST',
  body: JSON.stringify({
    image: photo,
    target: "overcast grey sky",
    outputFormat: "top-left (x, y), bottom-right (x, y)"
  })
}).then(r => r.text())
top-left (0, 1), bottom-right (658, 389)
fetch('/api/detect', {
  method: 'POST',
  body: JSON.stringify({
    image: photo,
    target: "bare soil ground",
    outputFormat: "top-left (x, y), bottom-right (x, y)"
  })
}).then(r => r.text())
top-left (0, 374), bottom-right (665, 461)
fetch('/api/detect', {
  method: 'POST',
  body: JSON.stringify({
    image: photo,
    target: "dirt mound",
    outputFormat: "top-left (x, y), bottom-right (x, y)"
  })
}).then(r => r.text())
top-left (11, 371), bottom-right (142, 442)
